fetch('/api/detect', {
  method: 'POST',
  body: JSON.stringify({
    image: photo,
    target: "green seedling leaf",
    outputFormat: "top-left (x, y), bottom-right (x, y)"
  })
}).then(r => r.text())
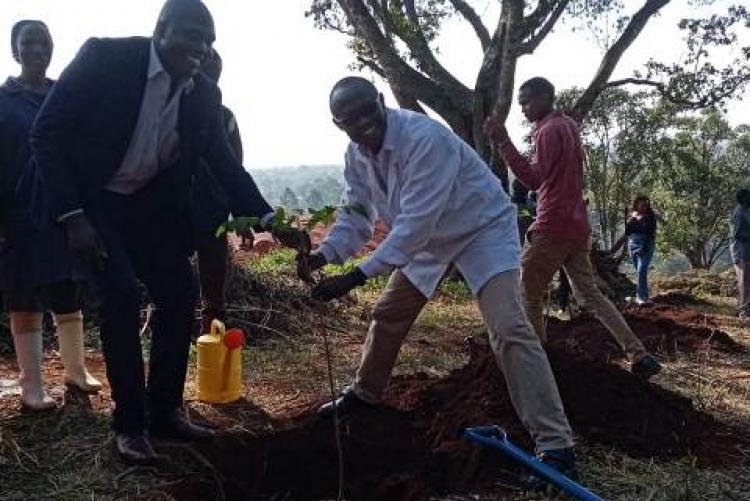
top-left (308, 206), bottom-right (337, 228)
top-left (215, 216), bottom-right (260, 237)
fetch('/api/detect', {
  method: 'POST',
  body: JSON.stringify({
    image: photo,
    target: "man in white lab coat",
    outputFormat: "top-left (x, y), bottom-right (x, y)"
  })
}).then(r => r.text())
top-left (298, 77), bottom-right (577, 483)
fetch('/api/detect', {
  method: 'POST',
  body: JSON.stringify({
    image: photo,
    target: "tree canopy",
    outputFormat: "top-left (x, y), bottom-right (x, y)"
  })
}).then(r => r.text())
top-left (307, 1), bottom-right (750, 187)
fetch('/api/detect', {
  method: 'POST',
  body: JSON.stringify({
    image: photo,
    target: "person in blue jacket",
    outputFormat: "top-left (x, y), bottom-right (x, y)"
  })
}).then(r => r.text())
top-left (0, 20), bottom-right (101, 411)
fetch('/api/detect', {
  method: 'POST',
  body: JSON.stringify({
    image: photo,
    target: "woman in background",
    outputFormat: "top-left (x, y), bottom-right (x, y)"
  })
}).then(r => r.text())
top-left (624, 196), bottom-right (658, 305)
top-left (0, 20), bottom-right (101, 410)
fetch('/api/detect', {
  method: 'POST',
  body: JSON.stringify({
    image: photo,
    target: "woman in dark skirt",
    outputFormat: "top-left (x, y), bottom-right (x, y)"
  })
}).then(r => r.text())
top-left (0, 20), bottom-right (100, 410)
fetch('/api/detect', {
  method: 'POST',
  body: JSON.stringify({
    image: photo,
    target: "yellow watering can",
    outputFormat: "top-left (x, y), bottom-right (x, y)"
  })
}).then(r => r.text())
top-left (196, 319), bottom-right (243, 403)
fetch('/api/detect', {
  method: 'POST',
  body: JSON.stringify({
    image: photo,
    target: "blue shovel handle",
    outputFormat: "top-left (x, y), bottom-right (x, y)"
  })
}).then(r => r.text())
top-left (464, 426), bottom-right (607, 501)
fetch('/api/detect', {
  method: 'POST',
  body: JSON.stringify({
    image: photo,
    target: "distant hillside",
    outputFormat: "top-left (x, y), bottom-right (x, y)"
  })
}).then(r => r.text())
top-left (250, 165), bottom-right (344, 210)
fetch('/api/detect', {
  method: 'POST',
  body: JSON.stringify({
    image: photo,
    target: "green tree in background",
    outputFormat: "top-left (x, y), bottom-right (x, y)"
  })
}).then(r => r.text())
top-left (307, 1), bottom-right (750, 188)
top-left (307, 188), bottom-right (325, 209)
top-left (280, 186), bottom-right (302, 211)
top-left (652, 111), bottom-right (750, 269)
top-left (557, 87), bottom-right (674, 249)
top-left (559, 87), bottom-right (749, 269)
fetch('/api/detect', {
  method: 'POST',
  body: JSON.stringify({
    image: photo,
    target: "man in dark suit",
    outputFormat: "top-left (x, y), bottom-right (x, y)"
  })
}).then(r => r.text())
top-left (30, 0), bottom-right (294, 463)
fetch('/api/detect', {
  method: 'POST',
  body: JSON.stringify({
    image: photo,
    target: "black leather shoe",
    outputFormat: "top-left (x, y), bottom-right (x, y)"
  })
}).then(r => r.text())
top-left (114, 433), bottom-right (160, 465)
top-left (632, 354), bottom-right (662, 380)
top-left (149, 408), bottom-right (216, 442)
top-left (522, 447), bottom-right (578, 491)
top-left (318, 390), bottom-right (376, 417)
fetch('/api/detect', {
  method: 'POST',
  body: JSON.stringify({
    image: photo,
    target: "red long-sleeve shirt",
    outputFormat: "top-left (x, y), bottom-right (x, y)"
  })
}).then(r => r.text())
top-left (500, 111), bottom-right (590, 246)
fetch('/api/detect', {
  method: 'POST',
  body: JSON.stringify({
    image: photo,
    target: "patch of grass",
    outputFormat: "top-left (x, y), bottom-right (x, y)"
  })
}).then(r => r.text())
top-left (573, 444), bottom-right (750, 501)
top-left (396, 346), bottom-right (467, 376)
top-left (246, 249), bottom-right (297, 275)
top-left (436, 278), bottom-right (473, 300)
top-left (0, 401), bottom-right (169, 501)
top-left (430, 444), bottom-right (749, 501)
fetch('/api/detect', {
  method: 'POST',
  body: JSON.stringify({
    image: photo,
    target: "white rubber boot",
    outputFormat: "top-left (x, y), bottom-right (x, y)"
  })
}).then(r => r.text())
top-left (10, 312), bottom-right (56, 410)
top-left (54, 311), bottom-right (102, 393)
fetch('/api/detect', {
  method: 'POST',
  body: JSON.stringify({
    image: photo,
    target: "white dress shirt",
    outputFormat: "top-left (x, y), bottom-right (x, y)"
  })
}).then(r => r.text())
top-left (319, 108), bottom-right (521, 298)
top-left (106, 42), bottom-right (194, 195)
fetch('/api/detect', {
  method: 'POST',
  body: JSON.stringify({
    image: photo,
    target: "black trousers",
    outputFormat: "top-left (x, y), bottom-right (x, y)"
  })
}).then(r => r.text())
top-left (196, 233), bottom-right (228, 332)
top-left (91, 180), bottom-right (196, 434)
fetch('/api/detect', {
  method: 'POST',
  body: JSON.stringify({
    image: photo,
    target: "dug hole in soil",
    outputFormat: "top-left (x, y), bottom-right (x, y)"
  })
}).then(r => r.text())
top-left (176, 304), bottom-right (747, 501)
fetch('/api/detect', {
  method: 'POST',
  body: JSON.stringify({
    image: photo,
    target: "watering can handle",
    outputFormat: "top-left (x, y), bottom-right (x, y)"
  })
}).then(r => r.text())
top-left (210, 319), bottom-right (226, 340)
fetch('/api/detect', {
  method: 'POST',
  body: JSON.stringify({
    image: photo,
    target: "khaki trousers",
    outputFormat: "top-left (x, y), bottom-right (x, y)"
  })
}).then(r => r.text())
top-left (736, 262), bottom-right (750, 319)
top-left (521, 232), bottom-right (647, 362)
top-left (351, 269), bottom-right (574, 451)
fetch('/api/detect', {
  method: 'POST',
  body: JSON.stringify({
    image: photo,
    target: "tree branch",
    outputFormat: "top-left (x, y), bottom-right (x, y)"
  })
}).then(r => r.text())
top-left (572, 0), bottom-right (671, 122)
top-left (606, 76), bottom-right (749, 109)
top-left (515, 0), bottom-right (570, 55)
top-left (357, 56), bottom-right (386, 77)
top-left (338, 0), bottom-right (472, 134)
top-left (521, 0), bottom-right (560, 37)
top-left (448, 0), bottom-right (491, 51)
top-left (390, 0), bottom-right (474, 112)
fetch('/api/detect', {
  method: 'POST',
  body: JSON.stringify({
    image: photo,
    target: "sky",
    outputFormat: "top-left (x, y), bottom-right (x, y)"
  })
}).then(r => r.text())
top-left (0, 0), bottom-right (747, 169)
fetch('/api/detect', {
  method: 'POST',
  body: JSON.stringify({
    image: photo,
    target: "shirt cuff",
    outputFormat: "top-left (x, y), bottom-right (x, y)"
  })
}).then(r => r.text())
top-left (318, 242), bottom-right (341, 265)
top-left (357, 255), bottom-right (393, 279)
top-left (57, 209), bottom-right (84, 223)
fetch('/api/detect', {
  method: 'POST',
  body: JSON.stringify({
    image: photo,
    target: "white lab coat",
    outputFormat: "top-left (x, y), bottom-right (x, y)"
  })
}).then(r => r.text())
top-left (319, 109), bottom-right (520, 298)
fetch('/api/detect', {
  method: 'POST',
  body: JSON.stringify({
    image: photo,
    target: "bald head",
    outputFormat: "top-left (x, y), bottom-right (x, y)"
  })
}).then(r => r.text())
top-left (156, 0), bottom-right (213, 32)
top-left (330, 76), bottom-right (379, 111)
top-left (330, 76), bottom-right (386, 153)
top-left (154, 0), bottom-right (215, 80)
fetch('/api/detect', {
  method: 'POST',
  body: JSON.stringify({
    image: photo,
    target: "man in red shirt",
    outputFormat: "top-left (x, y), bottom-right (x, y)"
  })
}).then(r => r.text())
top-left (484, 77), bottom-right (661, 379)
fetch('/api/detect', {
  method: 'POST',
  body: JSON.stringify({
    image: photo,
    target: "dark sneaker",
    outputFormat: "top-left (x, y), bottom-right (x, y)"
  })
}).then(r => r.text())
top-left (114, 433), bottom-right (161, 465)
top-left (632, 354), bottom-right (662, 380)
top-left (318, 390), bottom-right (377, 417)
top-left (149, 408), bottom-right (216, 442)
top-left (522, 447), bottom-right (578, 491)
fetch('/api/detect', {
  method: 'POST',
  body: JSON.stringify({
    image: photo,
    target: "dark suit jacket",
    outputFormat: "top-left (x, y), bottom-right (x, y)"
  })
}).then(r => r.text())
top-left (30, 37), bottom-right (271, 238)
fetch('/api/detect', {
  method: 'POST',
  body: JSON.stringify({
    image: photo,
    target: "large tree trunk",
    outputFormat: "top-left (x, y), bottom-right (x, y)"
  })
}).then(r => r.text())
top-left (685, 244), bottom-right (710, 270)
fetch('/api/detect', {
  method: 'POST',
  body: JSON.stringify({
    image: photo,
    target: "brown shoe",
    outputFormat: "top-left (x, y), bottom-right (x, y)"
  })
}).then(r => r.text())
top-left (114, 433), bottom-right (161, 464)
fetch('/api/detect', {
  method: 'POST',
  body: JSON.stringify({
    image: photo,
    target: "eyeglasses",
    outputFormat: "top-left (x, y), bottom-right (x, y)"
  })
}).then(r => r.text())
top-left (332, 100), bottom-right (380, 127)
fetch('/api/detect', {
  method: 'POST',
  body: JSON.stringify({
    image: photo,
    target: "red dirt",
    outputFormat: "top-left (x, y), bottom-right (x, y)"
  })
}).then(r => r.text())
top-left (166, 306), bottom-right (748, 501)
top-left (3, 303), bottom-right (746, 501)
top-left (230, 219), bottom-right (390, 261)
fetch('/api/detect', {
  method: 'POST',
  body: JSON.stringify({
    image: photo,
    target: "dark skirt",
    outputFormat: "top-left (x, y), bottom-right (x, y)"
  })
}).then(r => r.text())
top-left (3, 279), bottom-right (82, 313)
top-left (0, 210), bottom-right (80, 293)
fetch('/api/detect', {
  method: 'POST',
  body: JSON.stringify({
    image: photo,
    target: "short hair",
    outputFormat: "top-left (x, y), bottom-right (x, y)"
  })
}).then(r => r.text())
top-left (738, 189), bottom-right (750, 207)
top-left (11, 20), bottom-right (49, 60)
top-left (520, 77), bottom-right (555, 101)
top-left (155, 0), bottom-right (212, 36)
top-left (330, 76), bottom-right (378, 103)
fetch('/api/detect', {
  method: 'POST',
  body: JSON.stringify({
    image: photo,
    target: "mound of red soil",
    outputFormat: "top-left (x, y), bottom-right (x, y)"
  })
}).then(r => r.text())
top-left (169, 306), bottom-right (747, 501)
top-left (544, 304), bottom-right (744, 364)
